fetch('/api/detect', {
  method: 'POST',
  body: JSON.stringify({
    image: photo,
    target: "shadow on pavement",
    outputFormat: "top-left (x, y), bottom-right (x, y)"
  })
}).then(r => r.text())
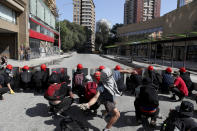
top-left (185, 94), bottom-right (197, 101)
top-left (137, 125), bottom-right (161, 131)
top-left (44, 118), bottom-right (61, 131)
top-left (26, 103), bottom-right (49, 117)
top-left (111, 111), bottom-right (139, 128)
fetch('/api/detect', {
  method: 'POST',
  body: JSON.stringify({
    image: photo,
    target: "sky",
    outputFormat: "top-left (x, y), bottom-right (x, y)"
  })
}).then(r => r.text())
top-left (56, 0), bottom-right (177, 26)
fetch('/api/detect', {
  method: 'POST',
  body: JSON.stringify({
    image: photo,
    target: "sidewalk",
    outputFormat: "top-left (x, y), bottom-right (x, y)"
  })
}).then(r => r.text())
top-left (8, 52), bottom-right (75, 68)
top-left (102, 54), bottom-right (197, 82)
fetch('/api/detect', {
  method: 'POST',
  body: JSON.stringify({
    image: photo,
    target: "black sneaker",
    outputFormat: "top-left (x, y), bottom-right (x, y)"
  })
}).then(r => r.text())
top-left (177, 97), bottom-right (184, 102)
top-left (150, 119), bottom-right (156, 127)
top-left (137, 119), bottom-right (142, 124)
top-left (48, 106), bottom-right (55, 115)
top-left (170, 96), bottom-right (176, 101)
top-left (103, 128), bottom-right (110, 131)
top-left (0, 95), bottom-right (4, 100)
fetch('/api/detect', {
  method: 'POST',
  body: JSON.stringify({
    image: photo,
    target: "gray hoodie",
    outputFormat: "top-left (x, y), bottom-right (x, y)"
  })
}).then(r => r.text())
top-left (100, 68), bottom-right (120, 96)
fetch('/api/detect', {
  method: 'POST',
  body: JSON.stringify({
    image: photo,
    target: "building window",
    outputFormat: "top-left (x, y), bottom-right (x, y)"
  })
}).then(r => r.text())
top-left (0, 3), bottom-right (16, 24)
top-left (40, 26), bottom-right (45, 34)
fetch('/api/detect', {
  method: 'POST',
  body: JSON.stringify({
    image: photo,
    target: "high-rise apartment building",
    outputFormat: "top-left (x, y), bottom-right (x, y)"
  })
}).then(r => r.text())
top-left (73, 0), bottom-right (95, 51)
top-left (177, 0), bottom-right (193, 8)
top-left (43, 0), bottom-right (57, 16)
top-left (124, 0), bottom-right (135, 24)
top-left (124, 0), bottom-right (161, 25)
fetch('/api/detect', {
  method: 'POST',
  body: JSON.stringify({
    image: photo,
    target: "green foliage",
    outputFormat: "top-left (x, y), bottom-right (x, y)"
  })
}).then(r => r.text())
top-left (95, 23), bottom-right (124, 50)
top-left (56, 20), bottom-right (90, 52)
top-left (95, 22), bottom-right (110, 50)
top-left (111, 23), bottom-right (123, 36)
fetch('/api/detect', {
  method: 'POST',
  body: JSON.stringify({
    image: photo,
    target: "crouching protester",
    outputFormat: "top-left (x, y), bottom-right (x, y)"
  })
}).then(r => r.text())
top-left (80, 68), bottom-right (120, 131)
top-left (80, 73), bottom-right (101, 114)
top-left (44, 72), bottom-right (74, 115)
top-left (169, 71), bottom-right (188, 102)
top-left (0, 64), bottom-right (15, 100)
top-left (134, 77), bottom-right (159, 127)
top-left (161, 101), bottom-right (197, 131)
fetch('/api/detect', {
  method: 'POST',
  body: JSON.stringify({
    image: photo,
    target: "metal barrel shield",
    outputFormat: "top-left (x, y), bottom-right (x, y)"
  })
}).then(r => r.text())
top-left (51, 68), bottom-right (67, 75)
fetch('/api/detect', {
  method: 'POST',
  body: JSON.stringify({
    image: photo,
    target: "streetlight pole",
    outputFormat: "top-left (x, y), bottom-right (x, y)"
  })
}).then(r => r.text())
top-left (59, 20), bottom-right (61, 52)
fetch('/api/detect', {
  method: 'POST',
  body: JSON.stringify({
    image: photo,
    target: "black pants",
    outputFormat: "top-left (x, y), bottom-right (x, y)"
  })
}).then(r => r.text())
top-left (0, 87), bottom-right (9, 96)
top-left (134, 99), bottom-right (159, 121)
top-left (171, 88), bottom-right (185, 100)
top-left (49, 97), bottom-right (73, 114)
top-left (73, 85), bottom-right (85, 98)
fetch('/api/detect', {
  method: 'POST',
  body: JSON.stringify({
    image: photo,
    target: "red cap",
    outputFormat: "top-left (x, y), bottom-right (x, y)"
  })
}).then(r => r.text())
top-left (179, 67), bottom-right (186, 73)
top-left (99, 66), bottom-right (105, 70)
top-left (6, 64), bottom-right (13, 70)
top-left (41, 64), bottom-right (47, 71)
top-left (77, 64), bottom-right (83, 69)
top-left (166, 67), bottom-right (172, 73)
top-left (23, 65), bottom-right (29, 70)
top-left (115, 65), bottom-right (121, 70)
top-left (148, 66), bottom-right (154, 71)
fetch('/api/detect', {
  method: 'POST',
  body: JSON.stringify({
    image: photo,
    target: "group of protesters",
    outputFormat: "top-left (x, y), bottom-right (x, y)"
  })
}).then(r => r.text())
top-left (1, 63), bottom-right (197, 131)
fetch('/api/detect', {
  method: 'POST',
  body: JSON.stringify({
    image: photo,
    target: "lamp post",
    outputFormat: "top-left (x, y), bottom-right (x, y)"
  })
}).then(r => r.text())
top-left (58, 16), bottom-right (61, 53)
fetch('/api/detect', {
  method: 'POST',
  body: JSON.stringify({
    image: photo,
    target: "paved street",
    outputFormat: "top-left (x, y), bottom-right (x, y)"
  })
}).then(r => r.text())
top-left (1, 53), bottom-right (197, 131)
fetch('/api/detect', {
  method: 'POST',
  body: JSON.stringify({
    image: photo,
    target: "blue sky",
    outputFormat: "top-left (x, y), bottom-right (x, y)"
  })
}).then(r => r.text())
top-left (56, 0), bottom-right (177, 26)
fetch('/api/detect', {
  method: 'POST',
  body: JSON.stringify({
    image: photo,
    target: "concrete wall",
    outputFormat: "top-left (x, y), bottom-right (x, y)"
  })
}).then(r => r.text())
top-left (162, 1), bottom-right (197, 35)
top-left (0, 19), bottom-right (18, 33)
top-left (0, 0), bottom-right (28, 59)
top-left (18, 0), bottom-right (29, 59)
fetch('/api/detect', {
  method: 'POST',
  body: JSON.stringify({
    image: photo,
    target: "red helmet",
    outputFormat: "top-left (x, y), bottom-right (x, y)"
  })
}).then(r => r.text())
top-left (179, 67), bottom-right (186, 73)
top-left (23, 65), bottom-right (29, 70)
top-left (166, 67), bottom-right (172, 73)
top-left (99, 66), bottom-right (105, 70)
top-left (6, 64), bottom-right (13, 70)
top-left (77, 64), bottom-right (83, 69)
top-left (94, 71), bottom-right (101, 82)
top-left (115, 65), bottom-right (121, 70)
top-left (40, 64), bottom-right (47, 71)
top-left (148, 66), bottom-right (154, 71)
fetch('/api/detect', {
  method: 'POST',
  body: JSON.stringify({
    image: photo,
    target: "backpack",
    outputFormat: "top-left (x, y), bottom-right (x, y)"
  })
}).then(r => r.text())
top-left (21, 71), bottom-right (32, 84)
top-left (60, 116), bottom-right (88, 131)
top-left (161, 110), bottom-right (185, 131)
top-left (44, 82), bottom-right (67, 101)
top-left (140, 85), bottom-right (159, 107)
top-left (85, 82), bottom-right (97, 100)
top-left (74, 73), bottom-right (84, 86)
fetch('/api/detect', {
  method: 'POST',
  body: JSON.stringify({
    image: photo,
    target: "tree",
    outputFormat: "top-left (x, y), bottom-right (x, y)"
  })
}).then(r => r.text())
top-left (56, 20), bottom-right (89, 52)
top-left (109, 23), bottom-right (124, 43)
top-left (95, 22), bottom-right (110, 51)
